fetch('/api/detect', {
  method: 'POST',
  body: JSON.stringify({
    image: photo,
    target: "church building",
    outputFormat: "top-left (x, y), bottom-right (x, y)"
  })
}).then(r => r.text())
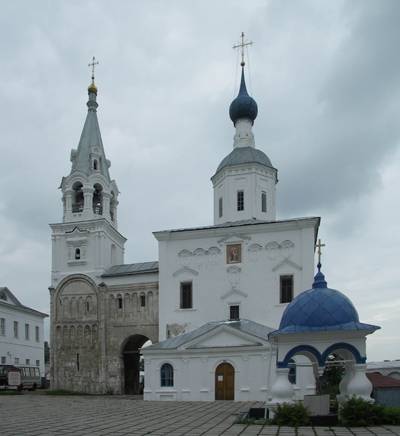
top-left (50, 45), bottom-right (378, 403)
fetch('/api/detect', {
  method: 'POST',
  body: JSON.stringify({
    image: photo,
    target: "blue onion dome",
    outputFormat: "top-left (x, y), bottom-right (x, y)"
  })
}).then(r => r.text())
top-left (229, 67), bottom-right (258, 125)
top-left (271, 264), bottom-right (380, 335)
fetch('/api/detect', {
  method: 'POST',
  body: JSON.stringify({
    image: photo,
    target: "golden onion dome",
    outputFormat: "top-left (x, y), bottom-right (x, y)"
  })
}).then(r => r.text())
top-left (88, 82), bottom-right (98, 94)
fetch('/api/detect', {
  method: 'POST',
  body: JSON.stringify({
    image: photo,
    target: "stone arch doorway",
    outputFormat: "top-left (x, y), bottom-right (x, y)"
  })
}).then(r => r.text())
top-left (122, 334), bottom-right (150, 395)
top-left (215, 362), bottom-right (235, 400)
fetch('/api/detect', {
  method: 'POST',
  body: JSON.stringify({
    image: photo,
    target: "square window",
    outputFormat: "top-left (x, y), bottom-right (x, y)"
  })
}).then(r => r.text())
top-left (1, 356), bottom-right (6, 364)
top-left (14, 357), bottom-right (19, 365)
top-left (180, 282), bottom-right (193, 309)
top-left (229, 305), bottom-right (240, 321)
top-left (36, 360), bottom-right (40, 367)
top-left (280, 275), bottom-right (294, 303)
top-left (25, 359), bottom-right (30, 366)
top-left (226, 244), bottom-right (241, 264)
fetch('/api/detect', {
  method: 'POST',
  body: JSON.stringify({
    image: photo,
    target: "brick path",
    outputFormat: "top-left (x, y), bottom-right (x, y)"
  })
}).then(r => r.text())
top-left (0, 394), bottom-right (399, 436)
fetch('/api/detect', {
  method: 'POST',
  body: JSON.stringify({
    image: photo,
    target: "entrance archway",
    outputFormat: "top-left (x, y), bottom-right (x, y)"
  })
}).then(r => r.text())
top-left (215, 362), bottom-right (235, 400)
top-left (122, 334), bottom-right (150, 395)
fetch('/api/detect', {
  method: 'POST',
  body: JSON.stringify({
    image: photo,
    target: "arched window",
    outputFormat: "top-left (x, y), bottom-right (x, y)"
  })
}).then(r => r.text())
top-left (72, 181), bottom-right (84, 213)
top-left (160, 363), bottom-right (174, 387)
top-left (93, 184), bottom-right (103, 215)
top-left (75, 248), bottom-right (81, 260)
top-left (110, 191), bottom-right (116, 222)
top-left (118, 296), bottom-right (123, 309)
top-left (93, 159), bottom-right (98, 170)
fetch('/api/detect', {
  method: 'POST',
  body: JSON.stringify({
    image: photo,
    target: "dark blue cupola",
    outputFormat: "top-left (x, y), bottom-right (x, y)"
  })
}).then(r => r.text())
top-left (229, 66), bottom-right (258, 125)
top-left (270, 262), bottom-right (380, 336)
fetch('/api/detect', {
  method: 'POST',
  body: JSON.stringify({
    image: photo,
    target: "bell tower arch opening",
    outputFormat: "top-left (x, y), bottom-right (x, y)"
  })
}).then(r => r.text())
top-left (121, 334), bottom-right (151, 395)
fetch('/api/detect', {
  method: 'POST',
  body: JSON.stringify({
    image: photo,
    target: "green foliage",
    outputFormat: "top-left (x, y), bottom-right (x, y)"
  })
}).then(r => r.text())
top-left (339, 397), bottom-right (400, 426)
top-left (271, 402), bottom-right (311, 427)
top-left (0, 390), bottom-right (22, 395)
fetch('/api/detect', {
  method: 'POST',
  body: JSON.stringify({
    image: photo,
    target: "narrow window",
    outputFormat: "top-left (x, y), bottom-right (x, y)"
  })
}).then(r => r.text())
top-left (229, 305), bottom-right (240, 321)
top-left (14, 321), bottom-right (18, 338)
top-left (0, 318), bottom-right (5, 336)
top-left (36, 360), bottom-right (40, 367)
top-left (219, 197), bottom-right (223, 218)
top-left (160, 363), bottom-right (174, 387)
top-left (1, 356), bottom-right (6, 364)
top-left (280, 275), bottom-right (294, 303)
top-left (180, 282), bottom-right (193, 309)
top-left (261, 191), bottom-right (267, 213)
top-left (25, 323), bottom-right (29, 340)
top-left (14, 357), bottom-right (19, 365)
top-left (288, 359), bottom-right (296, 384)
top-left (26, 358), bottom-right (30, 365)
top-left (93, 159), bottom-right (98, 170)
top-left (86, 300), bottom-right (90, 312)
top-left (76, 353), bottom-right (80, 372)
top-left (75, 248), bottom-right (81, 260)
top-left (237, 190), bottom-right (244, 211)
top-left (35, 326), bottom-right (40, 342)
top-left (140, 294), bottom-right (146, 307)
top-left (118, 297), bottom-right (123, 309)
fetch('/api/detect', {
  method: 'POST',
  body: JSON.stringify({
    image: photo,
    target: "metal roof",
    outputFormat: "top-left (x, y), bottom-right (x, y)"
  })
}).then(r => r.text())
top-left (215, 146), bottom-right (274, 175)
top-left (102, 261), bottom-right (159, 277)
top-left (0, 287), bottom-right (48, 318)
top-left (144, 319), bottom-right (273, 350)
top-left (154, 216), bottom-right (320, 235)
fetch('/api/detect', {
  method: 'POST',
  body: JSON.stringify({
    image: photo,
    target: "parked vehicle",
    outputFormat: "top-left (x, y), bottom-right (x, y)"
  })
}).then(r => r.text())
top-left (19, 366), bottom-right (41, 390)
top-left (0, 365), bottom-right (21, 390)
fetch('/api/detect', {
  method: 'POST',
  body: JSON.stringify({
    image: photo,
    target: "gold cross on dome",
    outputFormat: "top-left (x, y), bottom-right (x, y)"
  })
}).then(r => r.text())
top-left (233, 32), bottom-right (253, 67)
top-left (88, 56), bottom-right (99, 82)
top-left (316, 238), bottom-right (326, 264)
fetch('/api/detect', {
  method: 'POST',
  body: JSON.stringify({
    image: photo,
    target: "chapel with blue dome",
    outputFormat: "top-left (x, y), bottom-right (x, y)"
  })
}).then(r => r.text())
top-left (271, 263), bottom-right (379, 336)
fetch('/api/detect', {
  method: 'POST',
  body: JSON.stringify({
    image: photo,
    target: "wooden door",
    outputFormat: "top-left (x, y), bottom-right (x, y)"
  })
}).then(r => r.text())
top-left (215, 362), bottom-right (234, 400)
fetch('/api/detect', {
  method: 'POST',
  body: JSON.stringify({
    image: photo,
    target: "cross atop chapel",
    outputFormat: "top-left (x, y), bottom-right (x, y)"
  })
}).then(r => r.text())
top-left (316, 238), bottom-right (326, 265)
top-left (233, 32), bottom-right (253, 67)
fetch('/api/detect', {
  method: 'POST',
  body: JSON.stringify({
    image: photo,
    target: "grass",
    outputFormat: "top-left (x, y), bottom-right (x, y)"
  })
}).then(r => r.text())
top-left (0, 389), bottom-right (22, 395)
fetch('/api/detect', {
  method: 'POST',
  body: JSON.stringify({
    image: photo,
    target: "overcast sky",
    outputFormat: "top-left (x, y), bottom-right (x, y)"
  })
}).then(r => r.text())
top-left (0, 0), bottom-right (399, 361)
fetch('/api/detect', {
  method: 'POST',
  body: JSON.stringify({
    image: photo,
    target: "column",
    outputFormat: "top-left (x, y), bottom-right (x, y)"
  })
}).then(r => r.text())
top-left (269, 368), bottom-right (294, 404)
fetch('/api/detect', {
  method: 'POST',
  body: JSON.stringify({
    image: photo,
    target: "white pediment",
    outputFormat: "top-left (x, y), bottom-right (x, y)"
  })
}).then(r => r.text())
top-left (172, 266), bottom-right (199, 277)
top-left (272, 257), bottom-right (302, 272)
top-left (184, 325), bottom-right (265, 350)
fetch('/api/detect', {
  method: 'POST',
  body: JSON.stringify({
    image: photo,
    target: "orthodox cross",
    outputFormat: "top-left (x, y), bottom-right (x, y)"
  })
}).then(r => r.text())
top-left (316, 238), bottom-right (326, 265)
top-left (233, 32), bottom-right (253, 66)
top-left (88, 56), bottom-right (99, 82)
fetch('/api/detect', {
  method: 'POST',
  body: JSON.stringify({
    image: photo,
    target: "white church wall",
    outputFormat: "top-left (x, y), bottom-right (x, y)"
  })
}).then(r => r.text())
top-left (156, 220), bottom-right (317, 341)
top-left (143, 347), bottom-right (272, 401)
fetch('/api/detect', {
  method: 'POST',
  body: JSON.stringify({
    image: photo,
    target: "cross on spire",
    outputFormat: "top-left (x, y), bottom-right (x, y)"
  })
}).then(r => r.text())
top-left (88, 56), bottom-right (99, 83)
top-left (233, 32), bottom-right (253, 67)
top-left (316, 238), bottom-right (326, 265)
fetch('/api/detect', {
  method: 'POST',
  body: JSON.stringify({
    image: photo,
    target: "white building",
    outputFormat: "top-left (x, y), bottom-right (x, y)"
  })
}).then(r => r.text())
top-left (0, 287), bottom-right (48, 377)
top-left (50, 51), bottom-right (378, 403)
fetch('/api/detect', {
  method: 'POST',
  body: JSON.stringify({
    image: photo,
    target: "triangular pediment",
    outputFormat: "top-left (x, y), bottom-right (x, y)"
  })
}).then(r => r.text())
top-left (183, 325), bottom-right (265, 350)
top-left (217, 233), bottom-right (251, 244)
top-left (272, 257), bottom-right (302, 272)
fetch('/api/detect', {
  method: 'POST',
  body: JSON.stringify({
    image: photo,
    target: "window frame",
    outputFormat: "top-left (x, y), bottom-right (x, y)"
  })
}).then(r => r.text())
top-left (180, 281), bottom-right (193, 309)
top-left (25, 323), bottom-right (30, 340)
top-left (280, 275), bottom-right (294, 304)
top-left (229, 304), bottom-right (240, 321)
top-left (0, 318), bottom-right (5, 336)
top-left (160, 363), bottom-right (174, 387)
top-left (35, 326), bottom-right (40, 342)
top-left (14, 321), bottom-right (18, 338)
top-left (237, 190), bottom-right (244, 211)
top-left (218, 197), bottom-right (223, 218)
top-left (261, 191), bottom-right (267, 213)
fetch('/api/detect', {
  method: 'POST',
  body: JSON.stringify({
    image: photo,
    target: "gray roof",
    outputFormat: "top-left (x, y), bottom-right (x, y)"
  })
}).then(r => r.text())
top-left (71, 90), bottom-right (111, 181)
top-left (102, 261), bottom-right (159, 278)
top-left (0, 287), bottom-right (48, 318)
top-left (214, 146), bottom-right (275, 176)
top-left (144, 319), bottom-right (273, 351)
top-left (154, 217), bottom-right (320, 235)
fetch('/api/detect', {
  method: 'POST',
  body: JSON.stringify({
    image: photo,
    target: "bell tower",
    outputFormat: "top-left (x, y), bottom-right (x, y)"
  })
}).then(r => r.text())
top-left (50, 59), bottom-right (126, 287)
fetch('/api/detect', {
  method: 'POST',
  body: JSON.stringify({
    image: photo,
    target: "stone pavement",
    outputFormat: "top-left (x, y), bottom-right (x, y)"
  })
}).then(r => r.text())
top-left (0, 394), bottom-right (400, 436)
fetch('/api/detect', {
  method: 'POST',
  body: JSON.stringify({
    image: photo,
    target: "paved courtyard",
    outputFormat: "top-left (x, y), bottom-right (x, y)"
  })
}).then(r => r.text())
top-left (0, 394), bottom-right (400, 436)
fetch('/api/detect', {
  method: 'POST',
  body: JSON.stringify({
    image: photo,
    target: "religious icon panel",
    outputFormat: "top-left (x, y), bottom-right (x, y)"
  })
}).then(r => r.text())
top-left (226, 244), bottom-right (241, 264)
